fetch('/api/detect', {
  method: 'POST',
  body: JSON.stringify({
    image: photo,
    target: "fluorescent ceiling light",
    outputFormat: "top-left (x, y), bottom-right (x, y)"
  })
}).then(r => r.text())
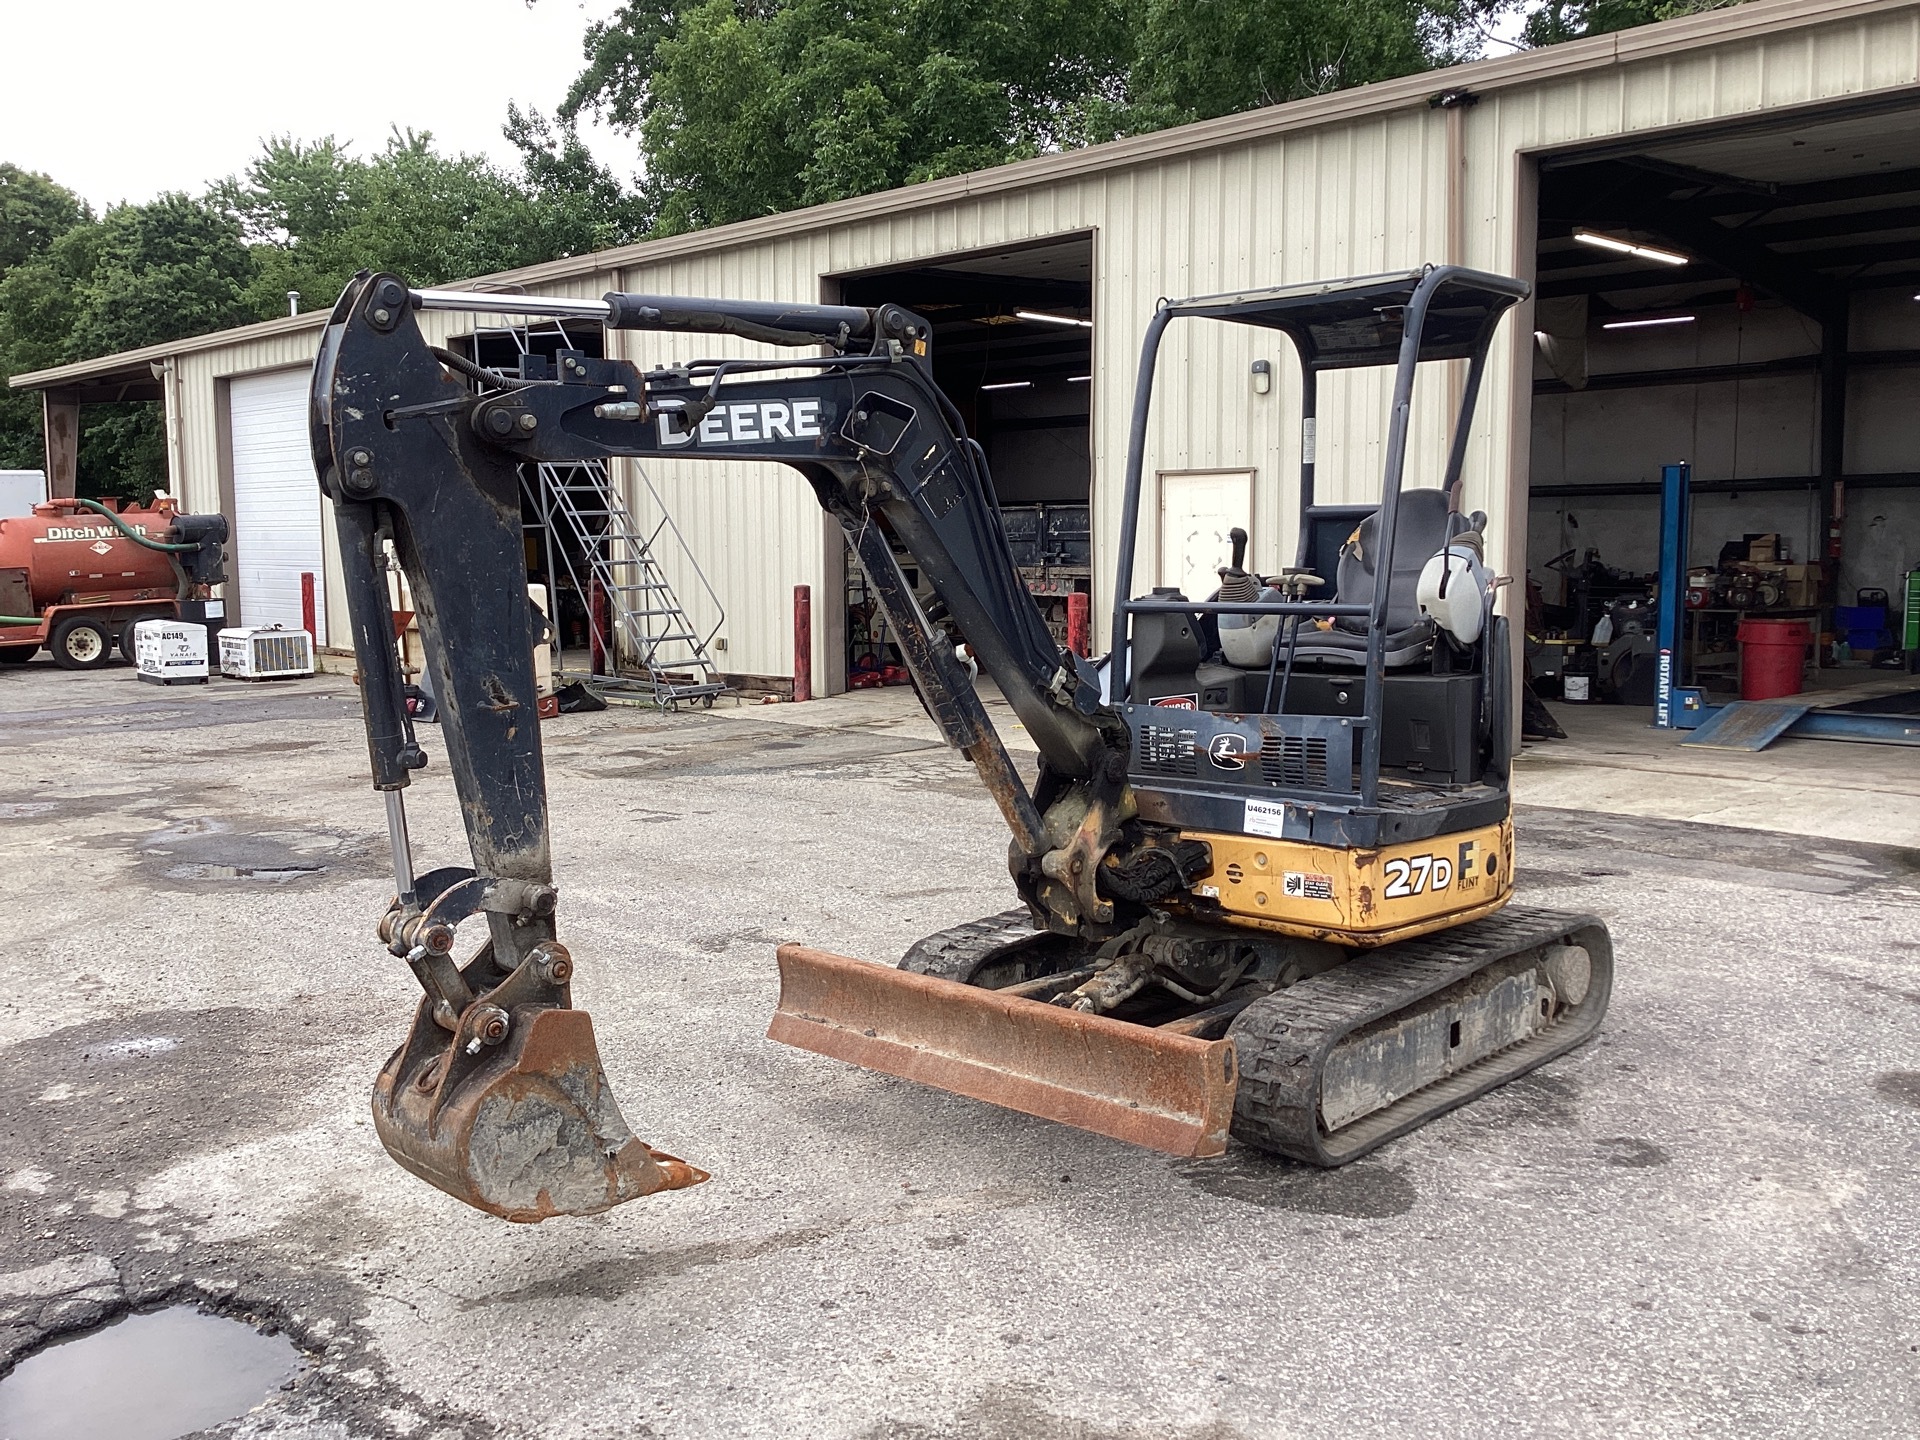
top-left (979, 380), bottom-right (1033, 392)
top-left (1601, 314), bottom-right (1696, 330)
top-left (1068, 374), bottom-right (1093, 382)
top-left (1014, 309), bottom-right (1093, 328)
top-left (1573, 230), bottom-right (1689, 266)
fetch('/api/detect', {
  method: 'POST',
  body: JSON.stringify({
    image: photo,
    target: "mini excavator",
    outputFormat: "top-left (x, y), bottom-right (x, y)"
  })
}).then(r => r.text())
top-left (311, 267), bottom-right (1612, 1221)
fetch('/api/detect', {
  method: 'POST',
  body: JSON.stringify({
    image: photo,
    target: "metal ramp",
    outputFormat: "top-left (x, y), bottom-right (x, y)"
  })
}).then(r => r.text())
top-left (523, 458), bottom-right (728, 709)
top-left (1681, 699), bottom-right (1813, 751)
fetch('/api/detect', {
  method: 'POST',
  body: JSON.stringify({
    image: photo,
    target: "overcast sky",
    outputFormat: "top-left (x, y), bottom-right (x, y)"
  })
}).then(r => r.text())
top-left (6, 0), bottom-right (647, 209)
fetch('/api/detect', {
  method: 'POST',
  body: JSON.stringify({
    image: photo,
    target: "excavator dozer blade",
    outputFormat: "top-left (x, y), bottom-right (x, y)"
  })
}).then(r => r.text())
top-left (769, 945), bottom-right (1238, 1157)
top-left (373, 1002), bottom-right (707, 1222)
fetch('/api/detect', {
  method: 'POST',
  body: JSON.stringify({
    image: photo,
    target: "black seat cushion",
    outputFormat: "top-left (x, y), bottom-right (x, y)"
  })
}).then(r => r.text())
top-left (1334, 488), bottom-right (1455, 634)
top-left (1288, 489), bottom-right (1460, 668)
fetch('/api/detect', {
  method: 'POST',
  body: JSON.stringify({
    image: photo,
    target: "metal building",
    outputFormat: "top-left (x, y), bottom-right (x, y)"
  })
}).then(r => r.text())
top-left (14, 0), bottom-right (1920, 696)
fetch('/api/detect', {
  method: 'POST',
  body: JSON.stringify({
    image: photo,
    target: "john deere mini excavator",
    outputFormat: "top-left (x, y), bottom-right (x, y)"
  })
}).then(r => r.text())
top-left (311, 266), bottom-right (1612, 1221)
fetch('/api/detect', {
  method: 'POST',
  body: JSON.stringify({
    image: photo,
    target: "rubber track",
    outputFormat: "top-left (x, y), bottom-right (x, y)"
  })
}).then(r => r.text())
top-left (1227, 903), bottom-right (1614, 1166)
top-left (900, 910), bottom-right (1043, 982)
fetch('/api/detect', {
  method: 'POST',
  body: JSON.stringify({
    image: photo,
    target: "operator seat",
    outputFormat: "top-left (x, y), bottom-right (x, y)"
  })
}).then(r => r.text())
top-left (1291, 488), bottom-right (1479, 668)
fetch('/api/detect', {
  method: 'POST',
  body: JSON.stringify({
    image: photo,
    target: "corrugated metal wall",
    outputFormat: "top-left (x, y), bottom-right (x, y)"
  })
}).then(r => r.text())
top-left (151, 0), bottom-right (1920, 680)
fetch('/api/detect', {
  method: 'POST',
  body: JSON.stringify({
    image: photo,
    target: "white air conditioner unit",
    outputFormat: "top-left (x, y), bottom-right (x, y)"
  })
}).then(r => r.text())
top-left (133, 618), bottom-right (209, 685)
top-left (219, 625), bottom-right (315, 680)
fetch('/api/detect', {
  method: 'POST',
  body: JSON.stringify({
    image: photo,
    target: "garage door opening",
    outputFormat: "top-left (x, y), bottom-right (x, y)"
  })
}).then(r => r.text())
top-left (456, 320), bottom-right (607, 659)
top-left (455, 319), bottom-right (728, 707)
top-left (1528, 100), bottom-right (1920, 717)
top-left (829, 235), bottom-right (1094, 690)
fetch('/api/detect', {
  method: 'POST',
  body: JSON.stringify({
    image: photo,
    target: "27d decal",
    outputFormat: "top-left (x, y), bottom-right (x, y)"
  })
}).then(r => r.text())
top-left (1382, 853), bottom-right (1455, 899)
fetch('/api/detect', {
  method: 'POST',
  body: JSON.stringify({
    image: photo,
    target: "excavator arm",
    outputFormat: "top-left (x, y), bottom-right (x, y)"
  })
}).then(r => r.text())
top-left (311, 273), bottom-right (1185, 1218)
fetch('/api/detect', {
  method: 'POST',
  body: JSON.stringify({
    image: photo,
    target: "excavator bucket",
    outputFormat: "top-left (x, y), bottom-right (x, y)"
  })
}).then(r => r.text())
top-left (373, 1001), bottom-right (707, 1222)
top-left (769, 945), bottom-right (1239, 1157)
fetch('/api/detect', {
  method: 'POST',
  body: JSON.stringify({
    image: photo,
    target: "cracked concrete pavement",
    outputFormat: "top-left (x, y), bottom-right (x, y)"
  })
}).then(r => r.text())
top-left (0, 660), bottom-right (1916, 1438)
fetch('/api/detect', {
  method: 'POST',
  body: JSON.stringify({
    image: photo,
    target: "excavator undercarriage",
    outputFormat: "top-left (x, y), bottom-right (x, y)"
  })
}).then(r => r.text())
top-left (781, 901), bottom-right (1611, 1163)
top-left (311, 266), bottom-right (1615, 1219)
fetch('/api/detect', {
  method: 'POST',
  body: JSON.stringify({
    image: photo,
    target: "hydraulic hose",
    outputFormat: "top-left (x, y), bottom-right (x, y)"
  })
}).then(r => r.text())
top-left (59, 496), bottom-right (201, 552)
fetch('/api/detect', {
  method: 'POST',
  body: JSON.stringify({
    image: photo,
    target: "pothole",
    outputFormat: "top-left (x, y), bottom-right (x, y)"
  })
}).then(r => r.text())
top-left (0, 1305), bottom-right (302, 1440)
top-left (160, 863), bottom-right (325, 883)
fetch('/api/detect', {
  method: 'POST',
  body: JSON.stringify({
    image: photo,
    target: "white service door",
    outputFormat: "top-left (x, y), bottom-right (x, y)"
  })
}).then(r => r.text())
top-left (1159, 469), bottom-right (1253, 601)
top-left (229, 368), bottom-right (324, 639)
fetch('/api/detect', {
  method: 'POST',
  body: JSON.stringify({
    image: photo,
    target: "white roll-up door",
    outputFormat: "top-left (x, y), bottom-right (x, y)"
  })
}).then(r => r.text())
top-left (229, 367), bottom-right (324, 639)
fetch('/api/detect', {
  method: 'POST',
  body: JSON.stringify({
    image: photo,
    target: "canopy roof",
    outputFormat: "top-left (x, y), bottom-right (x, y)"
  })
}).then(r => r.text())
top-left (1165, 266), bottom-right (1530, 370)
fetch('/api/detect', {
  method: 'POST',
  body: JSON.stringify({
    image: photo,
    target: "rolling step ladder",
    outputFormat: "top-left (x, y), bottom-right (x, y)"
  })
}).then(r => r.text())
top-left (483, 312), bottom-right (728, 710)
top-left (524, 458), bottom-right (729, 710)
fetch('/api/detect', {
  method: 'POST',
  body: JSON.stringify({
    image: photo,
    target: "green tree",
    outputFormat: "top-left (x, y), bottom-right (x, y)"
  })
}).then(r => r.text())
top-left (1098, 0), bottom-right (1500, 138)
top-left (2, 128), bottom-right (649, 502)
top-left (561, 0), bottom-right (1133, 233)
top-left (0, 166), bottom-right (91, 479)
top-left (226, 127), bottom-right (648, 316)
top-left (558, 0), bottom-right (1533, 230)
top-left (505, 104), bottom-right (653, 256)
top-left (67, 193), bottom-right (255, 357)
top-left (0, 191), bottom-right (253, 500)
top-left (0, 164), bottom-right (91, 275)
top-left (1520, 0), bottom-right (1749, 46)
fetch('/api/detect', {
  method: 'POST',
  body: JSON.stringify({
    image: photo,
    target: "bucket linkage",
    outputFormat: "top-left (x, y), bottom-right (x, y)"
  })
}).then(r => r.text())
top-left (371, 859), bottom-right (705, 1223)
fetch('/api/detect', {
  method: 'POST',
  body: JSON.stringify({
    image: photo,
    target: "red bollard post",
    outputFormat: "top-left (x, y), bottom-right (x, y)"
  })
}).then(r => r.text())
top-left (300, 571), bottom-right (317, 641)
top-left (793, 584), bottom-right (813, 702)
top-left (589, 576), bottom-right (606, 675)
top-left (1066, 589), bottom-right (1090, 657)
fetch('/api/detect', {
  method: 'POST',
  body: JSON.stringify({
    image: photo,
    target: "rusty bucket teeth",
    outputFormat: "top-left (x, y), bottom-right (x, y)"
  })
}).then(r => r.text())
top-left (769, 944), bottom-right (1239, 1158)
top-left (373, 1002), bottom-right (706, 1223)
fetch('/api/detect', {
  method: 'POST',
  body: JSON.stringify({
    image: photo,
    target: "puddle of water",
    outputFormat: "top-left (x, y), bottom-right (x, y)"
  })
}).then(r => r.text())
top-left (0, 1306), bottom-right (301, 1440)
top-left (91, 1037), bottom-right (179, 1060)
top-left (161, 863), bottom-right (324, 883)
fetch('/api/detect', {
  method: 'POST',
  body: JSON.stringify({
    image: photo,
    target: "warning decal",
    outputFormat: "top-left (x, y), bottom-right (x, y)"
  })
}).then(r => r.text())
top-left (1282, 871), bottom-right (1335, 901)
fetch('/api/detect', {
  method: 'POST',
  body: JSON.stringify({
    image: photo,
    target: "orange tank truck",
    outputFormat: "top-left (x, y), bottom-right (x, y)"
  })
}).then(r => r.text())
top-left (0, 496), bottom-right (229, 670)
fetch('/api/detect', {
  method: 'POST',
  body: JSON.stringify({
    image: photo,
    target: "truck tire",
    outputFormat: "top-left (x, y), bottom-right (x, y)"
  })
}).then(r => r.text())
top-left (0, 645), bottom-right (35, 664)
top-left (49, 616), bottom-right (112, 670)
top-left (116, 613), bottom-right (168, 660)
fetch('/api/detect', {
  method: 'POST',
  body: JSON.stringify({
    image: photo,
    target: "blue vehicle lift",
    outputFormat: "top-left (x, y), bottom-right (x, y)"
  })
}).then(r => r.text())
top-left (1650, 461), bottom-right (1920, 749)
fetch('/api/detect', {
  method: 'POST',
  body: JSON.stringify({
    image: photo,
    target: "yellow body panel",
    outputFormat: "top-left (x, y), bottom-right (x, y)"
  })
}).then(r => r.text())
top-left (1178, 819), bottom-right (1515, 947)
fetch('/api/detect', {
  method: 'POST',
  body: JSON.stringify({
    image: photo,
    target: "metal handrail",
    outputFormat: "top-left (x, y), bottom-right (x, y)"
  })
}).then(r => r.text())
top-left (1121, 599), bottom-right (1370, 618)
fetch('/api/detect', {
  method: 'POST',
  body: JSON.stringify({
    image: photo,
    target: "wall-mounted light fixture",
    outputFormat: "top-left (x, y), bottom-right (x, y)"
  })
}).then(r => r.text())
top-left (1251, 359), bottom-right (1272, 395)
top-left (978, 380), bottom-right (1033, 392)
